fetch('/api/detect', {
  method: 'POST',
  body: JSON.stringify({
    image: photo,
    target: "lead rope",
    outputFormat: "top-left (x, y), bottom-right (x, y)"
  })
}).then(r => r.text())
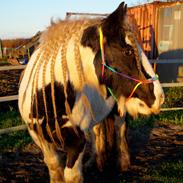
top-left (98, 26), bottom-right (158, 101)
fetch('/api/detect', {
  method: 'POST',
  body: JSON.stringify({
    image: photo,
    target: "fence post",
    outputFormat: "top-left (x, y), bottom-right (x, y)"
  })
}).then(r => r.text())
top-left (0, 39), bottom-right (3, 59)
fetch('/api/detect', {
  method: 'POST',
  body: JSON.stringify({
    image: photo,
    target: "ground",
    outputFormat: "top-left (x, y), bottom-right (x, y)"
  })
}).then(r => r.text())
top-left (0, 69), bottom-right (182, 182)
top-left (1, 121), bottom-right (183, 183)
top-left (0, 70), bottom-right (21, 97)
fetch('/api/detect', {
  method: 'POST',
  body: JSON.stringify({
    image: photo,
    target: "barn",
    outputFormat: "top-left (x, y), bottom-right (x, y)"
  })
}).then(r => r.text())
top-left (128, 1), bottom-right (183, 83)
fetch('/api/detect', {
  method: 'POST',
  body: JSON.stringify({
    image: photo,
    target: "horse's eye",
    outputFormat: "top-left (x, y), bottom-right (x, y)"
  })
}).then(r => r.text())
top-left (125, 49), bottom-right (132, 56)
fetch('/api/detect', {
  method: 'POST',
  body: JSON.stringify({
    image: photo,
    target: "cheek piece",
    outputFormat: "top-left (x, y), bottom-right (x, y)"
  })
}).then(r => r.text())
top-left (98, 26), bottom-right (159, 102)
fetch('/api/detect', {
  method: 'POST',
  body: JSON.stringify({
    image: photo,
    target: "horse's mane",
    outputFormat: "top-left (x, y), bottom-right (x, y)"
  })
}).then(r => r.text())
top-left (29, 18), bottom-right (101, 146)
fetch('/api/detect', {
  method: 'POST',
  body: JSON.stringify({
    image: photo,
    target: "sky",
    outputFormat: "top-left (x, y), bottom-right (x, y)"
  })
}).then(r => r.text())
top-left (0, 0), bottom-right (144, 39)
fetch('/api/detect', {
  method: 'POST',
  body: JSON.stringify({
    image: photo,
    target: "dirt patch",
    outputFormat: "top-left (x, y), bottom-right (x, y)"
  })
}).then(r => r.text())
top-left (0, 144), bottom-right (49, 183)
top-left (1, 121), bottom-right (183, 183)
top-left (0, 70), bottom-right (22, 97)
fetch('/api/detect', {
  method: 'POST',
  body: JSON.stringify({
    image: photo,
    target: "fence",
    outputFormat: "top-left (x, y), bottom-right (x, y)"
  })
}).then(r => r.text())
top-left (0, 60), bottom-right (183, 134)
top-left (1, 60), bottom-right (183, 102)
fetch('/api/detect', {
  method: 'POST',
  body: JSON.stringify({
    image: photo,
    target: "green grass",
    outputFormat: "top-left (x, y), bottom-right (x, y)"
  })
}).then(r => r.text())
top-left (0, 110), bottom-right (23, 128)
top-left (159, 110), bottom-right (183, 124)
top-left (118, 160), bottom-right (183, 183)
top-left (148, 160), bottom-right (183, 183)
top-left (0, 60), bottom-right (9, 66)
top-left (0, 110), bottom-right (32, 151)
top-left (128, 110), bottom-right (183, 129)
top-left (0, 109), bottom-right (183, 150)
top-left (0, 131), bottom-right (32, 150)
top-left (163, 87), bottom-right (183, 108)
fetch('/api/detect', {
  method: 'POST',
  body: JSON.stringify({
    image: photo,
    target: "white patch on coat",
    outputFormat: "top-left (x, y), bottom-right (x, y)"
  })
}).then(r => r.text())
top-left (66, 38), bottom-right (81, 89)
top-left (18, 48), bottom-right (43, 123)
top-left (137, 44), bottom-right (165, 113)
top-left (54, 47), bottom-right (64, 84)
top-left (117, 95), bottom-right (126, 117)
top-left (125, 98), bottom-right (152, 119)
top-left (71, 85), bottom-right (115, 130)
top-left (80, 45), bottom-right (100, 88)
top-left (61, 120), bottom-right (72, 128)
top-left (125, 34), bottom-right (133, 46)
top-left (64, 152), bottom-right (84, 183)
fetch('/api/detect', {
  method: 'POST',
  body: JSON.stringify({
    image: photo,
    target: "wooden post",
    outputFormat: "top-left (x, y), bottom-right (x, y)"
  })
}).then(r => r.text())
top-left (0, 39), bottom-right (3, 59)
top-left (27, 48), bottom-right (30, 59)
top-left (0, 125), bottom-right (27, 135)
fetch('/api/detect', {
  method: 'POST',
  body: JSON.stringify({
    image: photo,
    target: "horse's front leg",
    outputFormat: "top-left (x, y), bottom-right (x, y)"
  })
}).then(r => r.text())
top-left (92, 122), bottom-right (107, 171)
top-left (115, 117), bottom-right (130, 171)
top-left (92, 116), bottom-right (115, 171)
top-left (64, 151), bottom-right (84, 183)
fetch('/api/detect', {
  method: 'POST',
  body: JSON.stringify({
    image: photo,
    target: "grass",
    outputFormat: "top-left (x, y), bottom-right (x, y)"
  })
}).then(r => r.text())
top-left (0, 59), bottom-right (9, 66)
top-left (0, 108), bottom-right (182, 151)
top-left (128, 110), bottom-right (183, 129)
top-left (0, 131), bottom-right (32, 151)
top-left (0, 110), bottom-right (32, 151)
top-left (0, 110), bottom-right (23, 129)
top-left (0, 108), bottom-right (183, 150)
top-left (163, 87), bottom-right (183, 108)
top-left (118, 160), bottom-right (183, 183)
top-left (148, 160), bottom-right (183, 183)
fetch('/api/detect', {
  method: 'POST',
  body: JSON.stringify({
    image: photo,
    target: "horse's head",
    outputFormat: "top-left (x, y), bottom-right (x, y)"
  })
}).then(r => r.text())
top-left (81, 2), bottom-right (164, 118)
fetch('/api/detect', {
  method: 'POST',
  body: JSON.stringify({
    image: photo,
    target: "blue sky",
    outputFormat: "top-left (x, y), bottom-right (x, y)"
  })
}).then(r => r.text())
top-left (0, 0), bottom-right (142, 39)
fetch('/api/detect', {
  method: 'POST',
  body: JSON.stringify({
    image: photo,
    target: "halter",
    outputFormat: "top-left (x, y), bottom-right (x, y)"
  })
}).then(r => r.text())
top-left (98, 26), bottom-right (158, 101)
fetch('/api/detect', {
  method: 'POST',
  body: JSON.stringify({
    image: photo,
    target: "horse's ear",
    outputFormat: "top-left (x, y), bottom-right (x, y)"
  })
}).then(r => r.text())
top-left (102, 2), bottom-right (127, 37)
top-left (81, 25), bottom-right (100, 52)
top-left (81, 2), bottom-right (127, 50)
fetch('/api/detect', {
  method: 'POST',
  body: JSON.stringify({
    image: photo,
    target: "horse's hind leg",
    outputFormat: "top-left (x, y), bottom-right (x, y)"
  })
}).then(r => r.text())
top-left (28, 129), bottom-right (66, 183)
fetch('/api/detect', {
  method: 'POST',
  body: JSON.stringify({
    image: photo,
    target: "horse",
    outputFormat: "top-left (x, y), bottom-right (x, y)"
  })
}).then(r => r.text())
top-left (18, 2), bottom-right (164, 183)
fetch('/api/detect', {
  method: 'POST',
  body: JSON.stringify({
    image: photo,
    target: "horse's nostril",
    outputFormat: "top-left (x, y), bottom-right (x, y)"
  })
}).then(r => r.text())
top-left (139, 102), bottom-right (145, 107)
top-left (151, 107), bottom-right (160, 114)
top-left (154, 108), bottom-right (160, 114)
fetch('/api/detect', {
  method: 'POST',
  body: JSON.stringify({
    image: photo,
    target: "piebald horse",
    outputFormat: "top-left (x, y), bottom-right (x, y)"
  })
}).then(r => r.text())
top-left (18, 2), bottom-right (164, 183)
